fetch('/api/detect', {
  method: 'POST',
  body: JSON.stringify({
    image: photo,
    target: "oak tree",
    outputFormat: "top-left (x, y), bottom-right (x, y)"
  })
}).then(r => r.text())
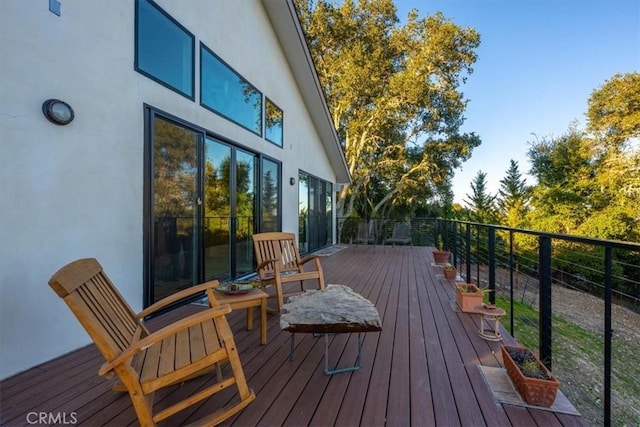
top-left (295, 0), bottom-right (481, 219)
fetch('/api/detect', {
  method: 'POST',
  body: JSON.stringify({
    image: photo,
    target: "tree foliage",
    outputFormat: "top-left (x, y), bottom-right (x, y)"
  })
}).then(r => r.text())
top-left (497, 160), bottom-right (531, 229)
top-left (294, 0), bottom-right (481, 219)
top-left (586, 72), bottom-right (640, 150)
top-left (464, 171), bottom-right (496, 224)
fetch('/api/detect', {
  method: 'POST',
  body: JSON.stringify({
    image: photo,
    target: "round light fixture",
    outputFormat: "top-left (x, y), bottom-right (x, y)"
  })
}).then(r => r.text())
top-left (42, 99), bottom-right (74, 125)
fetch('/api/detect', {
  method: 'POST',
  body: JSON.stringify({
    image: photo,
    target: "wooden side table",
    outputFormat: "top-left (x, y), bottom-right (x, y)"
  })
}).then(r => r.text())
top-left (473, 304), bottom-right (506, 341)
top-left (213, 287), bottom-right (268, 345)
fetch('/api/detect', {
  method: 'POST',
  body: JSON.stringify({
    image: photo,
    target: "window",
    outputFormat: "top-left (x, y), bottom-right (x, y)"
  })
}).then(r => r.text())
top-left (265, 98), bottom-right (283, 147)
top-left (298, 171), bottom-right (333, 252)
top-left (260, 158), bottom-right (281, 231)
top-left (135, 0), bottom-right (194, 99)
top-left (200, 44), bottom-right (262, 136)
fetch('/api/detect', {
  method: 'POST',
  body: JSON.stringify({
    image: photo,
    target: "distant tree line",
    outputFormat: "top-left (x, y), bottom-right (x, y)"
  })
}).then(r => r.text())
top-left (460, 73), bottom-right (640, 299)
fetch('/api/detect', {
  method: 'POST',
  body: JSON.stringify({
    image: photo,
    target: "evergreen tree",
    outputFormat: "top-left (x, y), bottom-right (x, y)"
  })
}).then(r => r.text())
top-left (497, 160), bottom-right (531, 228)
top-left (464, 171), bottom-right (497, 224)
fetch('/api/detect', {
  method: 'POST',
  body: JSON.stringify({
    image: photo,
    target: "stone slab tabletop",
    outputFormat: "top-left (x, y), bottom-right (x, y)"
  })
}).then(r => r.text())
top-left (280, 284), bottom-right (382, 334)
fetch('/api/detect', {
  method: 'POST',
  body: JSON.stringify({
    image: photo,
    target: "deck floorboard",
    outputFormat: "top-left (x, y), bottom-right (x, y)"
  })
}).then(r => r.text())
top-left (0, 245), bottom-right (583, 426)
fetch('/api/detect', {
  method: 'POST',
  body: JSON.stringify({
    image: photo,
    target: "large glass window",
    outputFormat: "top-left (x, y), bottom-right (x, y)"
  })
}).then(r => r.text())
top-left (265, 98), bottom-right (283, 147)
top-left (135, 0), bottom-right (194, 99)
top-left (200, 44), bottom-right (262, 135)
top-left (260, 158), bottom-right (281, 231)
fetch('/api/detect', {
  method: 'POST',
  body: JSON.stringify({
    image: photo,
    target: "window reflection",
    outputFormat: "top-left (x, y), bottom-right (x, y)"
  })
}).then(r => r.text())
top-left (136, 0), bottom-right (194, 98)
top-left (261, 158), bottom-right (280, 231)
top-left (265, 98), bottom-right (283, 147)
top-left (200, 45), bottom-right (262, 135)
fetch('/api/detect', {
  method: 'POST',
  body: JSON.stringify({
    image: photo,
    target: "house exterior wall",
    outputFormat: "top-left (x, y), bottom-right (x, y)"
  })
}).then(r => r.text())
top-left (0, 0), bottom-right (339, 379)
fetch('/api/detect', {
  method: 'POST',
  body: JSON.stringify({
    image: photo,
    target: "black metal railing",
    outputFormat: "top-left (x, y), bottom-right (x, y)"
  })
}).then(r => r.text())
top-left (336, 216), bottom-right (640, 424)
top-left (436, 218), bottom-right (640, 426)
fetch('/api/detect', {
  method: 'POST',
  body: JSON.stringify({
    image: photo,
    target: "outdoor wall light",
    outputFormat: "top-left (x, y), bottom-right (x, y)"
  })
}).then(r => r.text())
top-left (42, 99), bottom-right (74, 125)
top-left (290, 177), bottom-right (296, 185)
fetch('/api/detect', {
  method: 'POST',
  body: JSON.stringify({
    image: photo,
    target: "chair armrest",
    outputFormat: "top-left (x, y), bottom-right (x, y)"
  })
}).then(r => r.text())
top-left (136, 280), bottom-right (219, 319)
top-left (99, 304), bottom-right (232, 376)
top-left (299, 255), bottom-right (320, 265)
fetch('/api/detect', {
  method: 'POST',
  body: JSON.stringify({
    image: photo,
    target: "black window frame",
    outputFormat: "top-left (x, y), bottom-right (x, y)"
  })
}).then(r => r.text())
top-left (265, 97), bottom-right (284, 148)
top-left (134, 0), bottom-right (195, 100)
top-left (200, 43), bottom-right (263, 137)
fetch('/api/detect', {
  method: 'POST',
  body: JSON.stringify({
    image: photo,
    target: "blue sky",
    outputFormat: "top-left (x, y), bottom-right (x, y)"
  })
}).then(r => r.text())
top-left (393, 0), bottom-right (640, 203)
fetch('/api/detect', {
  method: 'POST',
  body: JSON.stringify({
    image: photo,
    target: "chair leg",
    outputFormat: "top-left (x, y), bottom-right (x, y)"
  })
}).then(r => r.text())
top-left (127, 388), bottom-right (155, 427)
top-left (275, 279), bottom-right (285, 312)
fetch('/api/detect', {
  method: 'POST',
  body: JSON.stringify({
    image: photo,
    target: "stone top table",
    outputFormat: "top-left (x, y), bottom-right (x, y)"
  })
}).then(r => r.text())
top-left (280, 284), bottom-right (382, 333)
top-left (280, 284), bottom-right (382, 375)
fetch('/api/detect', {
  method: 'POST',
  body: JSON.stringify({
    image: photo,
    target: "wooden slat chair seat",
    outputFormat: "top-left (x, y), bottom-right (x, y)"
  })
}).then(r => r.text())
top-left (252, 232), bottom-right (325, 312)
top-left (48, 258), bottom-right (255, 426)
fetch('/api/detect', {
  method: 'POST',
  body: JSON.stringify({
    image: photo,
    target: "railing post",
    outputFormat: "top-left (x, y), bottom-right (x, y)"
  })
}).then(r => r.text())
top-left (604, 247), bottom-right (613, 427)
top-left (465, 224), bottom-right (471, 283)
top-left (509, 230), bottom-right (514, 336)
top-left (538, 235), bottom-right (553, 370)
top-left (488, 227), bottom-right (496, 305)
top-left (475, 225), bottom-right (481, 287)
top-left (452, 224), bottom-right (459, 267)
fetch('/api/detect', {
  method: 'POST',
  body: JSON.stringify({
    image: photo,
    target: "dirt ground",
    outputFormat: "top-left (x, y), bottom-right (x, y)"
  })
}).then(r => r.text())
top-left (470, 266), bottom-right (640, 425)
top-left (495, 268), bottom-right (640, 344)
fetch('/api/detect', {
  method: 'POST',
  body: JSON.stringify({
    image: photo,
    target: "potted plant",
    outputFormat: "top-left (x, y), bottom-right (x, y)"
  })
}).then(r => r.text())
top-left (455, 283), bottom-right (490, 313)
top-left (442, 265), bottom-right (457, 280)
top-left (432, 236), bottom-right (450, 264)
top-left (501, 344), bottom-right (560, 407)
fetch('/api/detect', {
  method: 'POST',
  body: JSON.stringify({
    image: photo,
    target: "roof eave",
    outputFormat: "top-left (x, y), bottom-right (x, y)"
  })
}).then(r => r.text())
top-left (261, 0), bottom-right (351, 184)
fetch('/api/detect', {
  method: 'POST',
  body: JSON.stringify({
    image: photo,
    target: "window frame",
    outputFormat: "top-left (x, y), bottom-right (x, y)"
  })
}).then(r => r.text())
top-left (134, 0), bottom-right (195, 100)
top-left (200, 43), bottom-right (263, 137)
top-left (265, 97), bottom-right (284, 148)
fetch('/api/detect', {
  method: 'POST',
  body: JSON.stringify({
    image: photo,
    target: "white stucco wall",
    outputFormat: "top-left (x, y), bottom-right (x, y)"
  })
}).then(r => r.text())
top-left (0, 0), bottom-right (338, 380)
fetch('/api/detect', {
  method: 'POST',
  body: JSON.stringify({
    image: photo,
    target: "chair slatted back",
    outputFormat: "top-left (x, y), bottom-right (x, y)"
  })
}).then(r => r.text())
top-left (49, 258), bottom-right (145, 361)
top-left (393, 222), bottom-right (411, 239)
top-left (253, 232), bottom-right (302, 276)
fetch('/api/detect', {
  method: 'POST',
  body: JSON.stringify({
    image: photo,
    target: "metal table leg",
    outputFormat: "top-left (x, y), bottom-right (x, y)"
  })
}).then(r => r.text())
top-left (324, 333), bottom-right (363, 375)
top-left (289, 332), bottom-right (366, 375)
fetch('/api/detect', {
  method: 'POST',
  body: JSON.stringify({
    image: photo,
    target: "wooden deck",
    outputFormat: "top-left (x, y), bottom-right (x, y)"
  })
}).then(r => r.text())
top-left (0, 245), bottom-right (584, 426)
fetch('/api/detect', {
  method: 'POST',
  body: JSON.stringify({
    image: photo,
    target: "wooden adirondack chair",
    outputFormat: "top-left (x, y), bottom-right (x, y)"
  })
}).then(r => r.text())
top-left (252, 232), bottom-right (325, 312)
top-left (48, 258), bottom-right (255, 426)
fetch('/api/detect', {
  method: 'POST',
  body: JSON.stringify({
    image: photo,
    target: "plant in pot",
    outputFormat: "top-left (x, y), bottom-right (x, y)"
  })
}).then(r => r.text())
top-left (501, 344), bottom-right (560, 407)
top-left (432, 236), bottom-right (450, 264)
top-left (455, 283), bottom-right (491, 313)
top-left (442, 265), bottom-right (457, 280)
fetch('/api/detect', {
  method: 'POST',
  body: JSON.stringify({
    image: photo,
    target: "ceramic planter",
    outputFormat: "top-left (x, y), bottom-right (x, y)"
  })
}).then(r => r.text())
top-left (501, 345), bottom-right (560, 407)
top-left (455, 284), bottom-right (484, 313)
top-left (433, 250), bottom-right (450, 264)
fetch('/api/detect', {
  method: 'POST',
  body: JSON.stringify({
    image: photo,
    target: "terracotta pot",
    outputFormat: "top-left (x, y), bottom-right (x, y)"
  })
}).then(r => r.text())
top-left (433, 250), bottom-right (450, 264)
top-left (455, 284), bottom-right (484, 313)
top-left (443, 268), bottom-right (457, 280)
top-left (501, 345), bottom-right (560, 407)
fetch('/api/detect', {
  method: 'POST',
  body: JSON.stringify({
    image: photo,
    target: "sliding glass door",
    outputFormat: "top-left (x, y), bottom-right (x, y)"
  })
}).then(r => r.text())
top-left (146, 111), bottom-right (277, 306)
top-left (298, 171), bottom-right (333, 254)
top-left (150, 115), bottom-right (200, 302)
top-left (203, 138), bottom-right (256, 281)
